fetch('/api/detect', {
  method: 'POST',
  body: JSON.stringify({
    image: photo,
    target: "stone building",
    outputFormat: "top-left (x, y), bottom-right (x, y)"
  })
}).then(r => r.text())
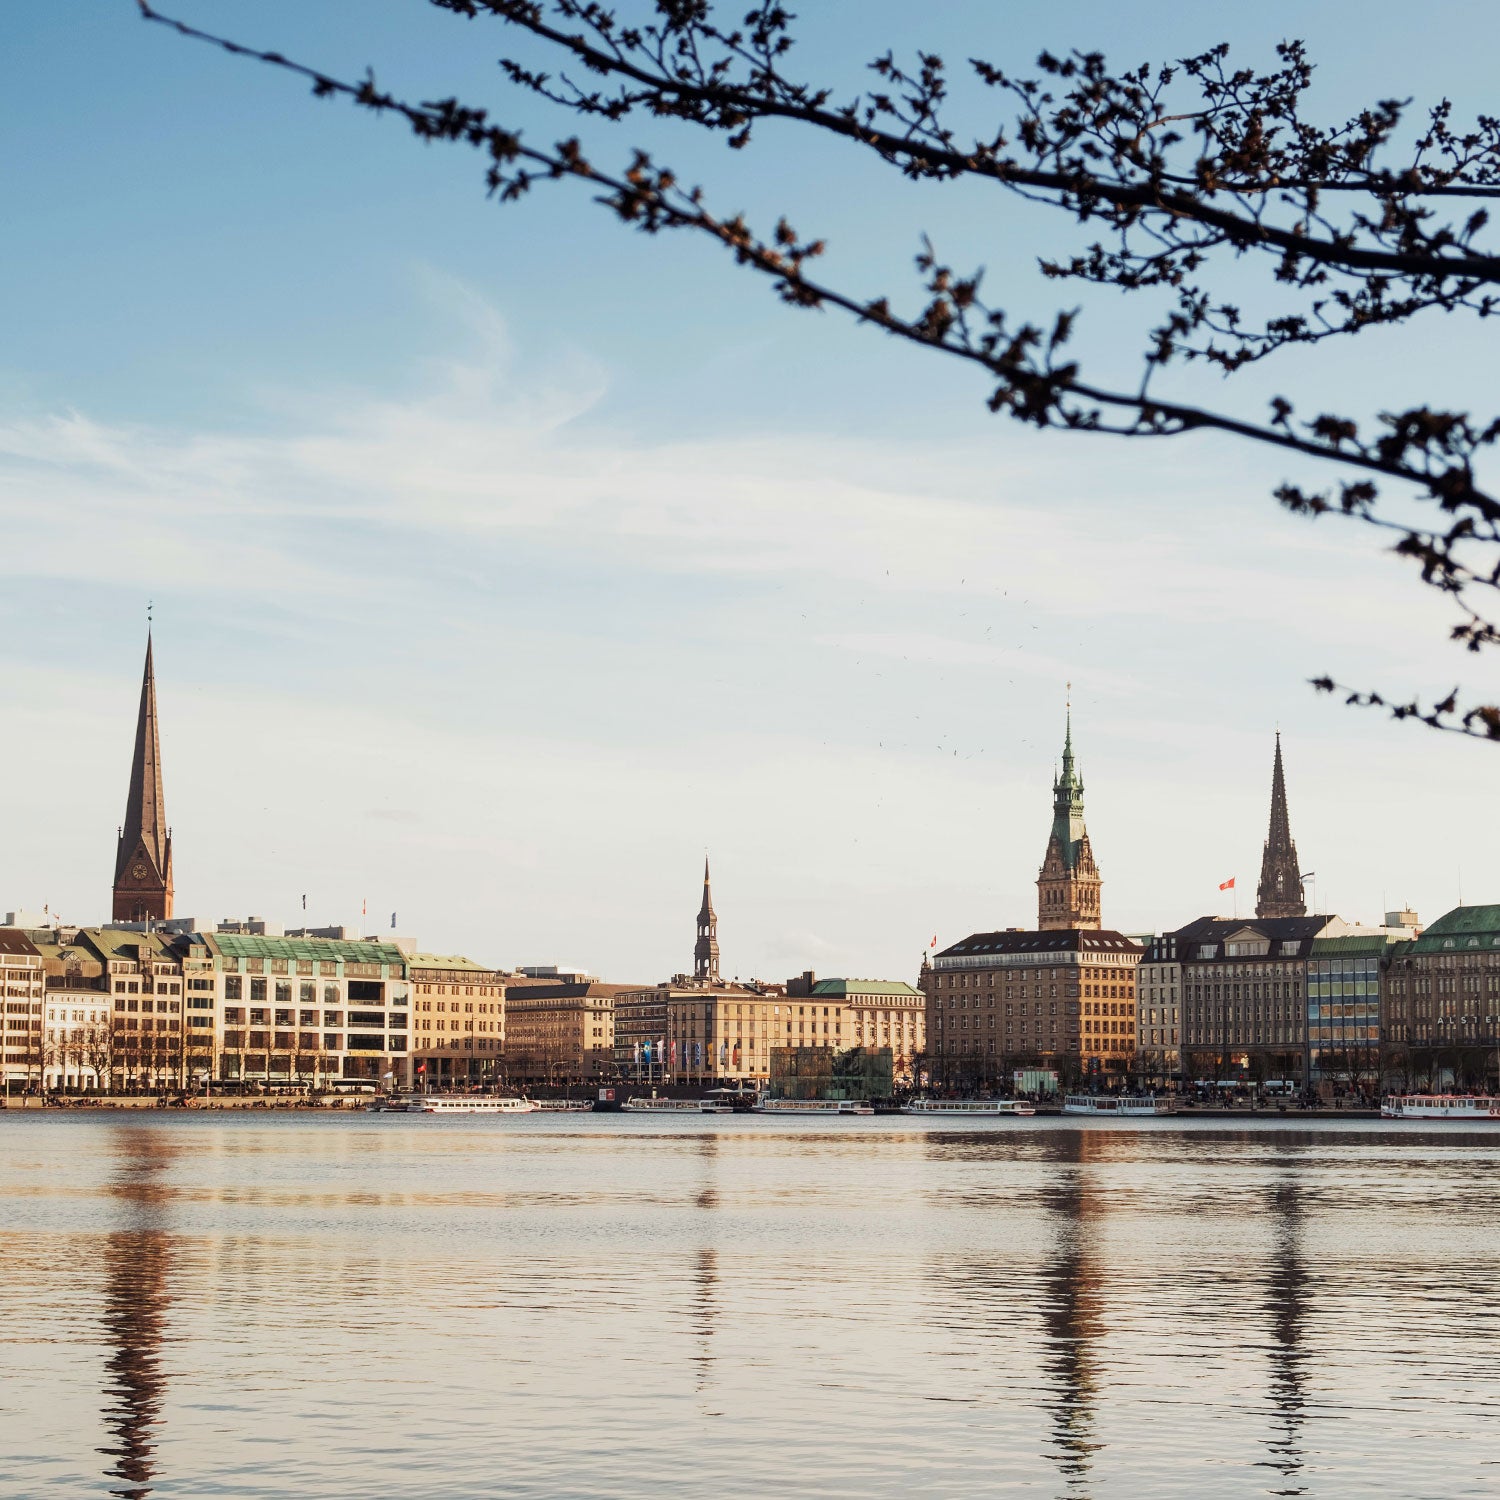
top-left (0, 929), bottom-right (45, 1091)
top-left (1176, 915), bottom-right (1343, 1084)
top-left (27, 929), bottom-right (112, 1091)
top-left (785, 973), bottom-right (925, 1084)
top-left (503, 980), bottom-right (621, 1084)
top-left (112, 633), bottom-right (174, 924)
top-left (1135, 933), bottom-right (1183, 1083)
top-left (407, 952), bottom-right (506, 1088)
top-left (1382, 904), bottom-right (1500, 1092)
top-left (79, 928), bottom-right (188, 1089)
top-left (925, 928), bottom-right (1141, 1089)
top-left (200, 931), bottom-right (412, 1089)
top-left (1037, 708), bottom-right (1102, 931)
top-left (923, 707), bottom-right (1136, 1089)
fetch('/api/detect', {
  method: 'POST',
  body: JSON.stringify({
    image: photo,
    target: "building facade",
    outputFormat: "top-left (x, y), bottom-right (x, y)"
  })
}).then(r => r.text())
top-left (504, 981), bottom-right (620, 1084)
top-left (408, 953), bottom-right (506, 1088)
top-left (203, 932), bottom-right (412, 1089)
top-left (1177, 915), bottom-right (1341, 1085)
top-left (0, 930), bottom-right (45, 1091)
top-left (1382, 904), bottom-right (1500, 1093)
top-left (1306, 934), bottom-right (1392, 1095)
top-left (786, 974), bottom-right (925, 1083)
top-left (1135, 933), bottom-right (1183, 1083)
top-left (924, 928), bottom-right (1141, 1089)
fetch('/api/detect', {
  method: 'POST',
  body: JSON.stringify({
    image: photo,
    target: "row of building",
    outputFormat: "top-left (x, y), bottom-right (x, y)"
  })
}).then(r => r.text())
top-left (3, 636), bottom-right (1490, 1097)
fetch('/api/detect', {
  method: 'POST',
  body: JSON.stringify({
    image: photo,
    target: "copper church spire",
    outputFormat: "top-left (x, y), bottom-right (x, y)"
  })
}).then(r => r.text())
top-left (112, 631), bottom-right (174, 922)
top-left (694, 857), bottom-right (720, 983)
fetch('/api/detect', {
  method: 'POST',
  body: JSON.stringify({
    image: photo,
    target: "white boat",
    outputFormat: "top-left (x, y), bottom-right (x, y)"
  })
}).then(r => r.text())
top-left (754, 1099), bottom-right (875, 1116)
top-left (905, 1098), bottom-right (1036, 1117)
top-left (1381, 1093), bottom-right (1500, 1120)
top-left (625, 1097), bottom-right (702, 1112)
top-left (1062, 1094), bottom-right (1174, 1117)
top-left (406, 1096), bottom-right (539, 1114)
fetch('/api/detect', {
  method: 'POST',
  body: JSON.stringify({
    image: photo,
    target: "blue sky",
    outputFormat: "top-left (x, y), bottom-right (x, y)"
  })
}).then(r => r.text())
top-left (3, 1), bottom-right (1497, 979)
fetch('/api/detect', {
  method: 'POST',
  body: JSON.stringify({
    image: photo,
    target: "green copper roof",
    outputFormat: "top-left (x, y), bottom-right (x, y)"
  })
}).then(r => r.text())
top-left (406, 952), bottom-right (496, 973)
top-left (809, 978), bottom-right (922, 998)
top-left (1421, 905), bottom-right (1500, 936)
top-left (1401, 904), bottom-right (1500, 954)
top-left (1310, 935), bottom-right (1400, 956)
top-left (208, 933), bottom-right (403, 964)
top-left (1049, 706), bottom-right (1087, 870)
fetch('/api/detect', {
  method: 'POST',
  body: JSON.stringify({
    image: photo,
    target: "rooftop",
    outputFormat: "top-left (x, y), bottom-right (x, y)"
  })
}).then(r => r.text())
top-left (809, 978), bottom-right (922, 998)
top-left (206, 932), bottom-right (404, 965)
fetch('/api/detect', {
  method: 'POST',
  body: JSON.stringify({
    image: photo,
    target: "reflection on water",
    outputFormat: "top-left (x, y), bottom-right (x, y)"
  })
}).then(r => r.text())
top-left (99, 1128), bottom-right (175, 1500)
top-left (1262, 1174), bottom-right (1308, 1496)
top-left (2, 1116), bottom-right (1500, 1500)
top-left (1039, 1132), bottom-right (1102, 1493)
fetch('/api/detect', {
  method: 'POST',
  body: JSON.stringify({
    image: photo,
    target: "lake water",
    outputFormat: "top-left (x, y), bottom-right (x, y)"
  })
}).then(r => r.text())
top-left (1, 1113), bottom-right (1497, 1499)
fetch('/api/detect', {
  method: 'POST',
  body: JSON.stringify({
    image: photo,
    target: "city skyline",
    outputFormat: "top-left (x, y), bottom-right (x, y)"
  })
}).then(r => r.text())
top-left (5, 3), bottom-right (1497, 981)
top-left (3, 625), bottom-right (1473, 984)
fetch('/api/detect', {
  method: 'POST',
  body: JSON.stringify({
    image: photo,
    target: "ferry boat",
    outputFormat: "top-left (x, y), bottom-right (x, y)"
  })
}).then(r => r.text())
top-left (624, 1097), bottom-right (702, 1112)
top-left (754, 1098), bottom-right (875, 1116)
top-left (1381, 1093), bottom-right (1500, 1120)
top-left (1062, 1094), bottom-right (1174, 1117)
top-left (905, 1098), bottom-right (1037, 1117)
top-left (405, 1096), bottom-right (539, 1115)
top-left (699, 1087), bottom-right (759, 1114)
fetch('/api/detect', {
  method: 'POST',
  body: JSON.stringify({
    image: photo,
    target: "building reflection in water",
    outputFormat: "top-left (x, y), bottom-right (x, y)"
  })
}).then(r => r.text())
top-left (1036, 1130), bottom-right (1104, 1494)
top-left (690, 1132), bottom-right (720, 1402)
top-left (98, 1126), bottom-right (176, 1500)
top-left (1262, 1174), bottom-right (1309, 1496)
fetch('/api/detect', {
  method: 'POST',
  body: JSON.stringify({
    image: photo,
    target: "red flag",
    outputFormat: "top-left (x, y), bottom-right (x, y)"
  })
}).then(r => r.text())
top-left (930, 934), bottom-right (937, 947)
top-left (1219, 877), bottom-right (1235, 891)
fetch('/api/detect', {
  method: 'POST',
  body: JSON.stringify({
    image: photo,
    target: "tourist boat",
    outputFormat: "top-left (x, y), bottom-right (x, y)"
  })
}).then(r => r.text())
top-left (405, 1096), bottom-right (539, 1115)
top-left (754, 1098), bottom-right (875, 1116)
top-left (1381, 1094), bottom-right (1500, 1120)
top-left (1062, 1094), bottom-right (1174, 1117)
top-left (904, 1098), bottom-right (1037, 1116)
top-left (624, 1097), bottom-right (702, 1112)
top-left (699, 1087), bottom-right (759, 1114)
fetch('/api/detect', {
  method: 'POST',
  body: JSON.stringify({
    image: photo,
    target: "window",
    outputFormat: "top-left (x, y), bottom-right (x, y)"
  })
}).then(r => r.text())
top-left (224, 975), bottom-right (242, 1000)
top-left (250, 978), bottom-right (267, 1002)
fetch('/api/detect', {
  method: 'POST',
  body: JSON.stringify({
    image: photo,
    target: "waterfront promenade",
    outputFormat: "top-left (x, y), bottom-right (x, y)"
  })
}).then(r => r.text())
top-left (2, 1112), bottom-right (1496, 1499)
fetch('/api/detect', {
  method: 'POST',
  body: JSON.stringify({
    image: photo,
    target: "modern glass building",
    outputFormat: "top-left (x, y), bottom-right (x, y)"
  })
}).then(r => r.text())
top-left (1306, 936), bottom-right (1388, 1085)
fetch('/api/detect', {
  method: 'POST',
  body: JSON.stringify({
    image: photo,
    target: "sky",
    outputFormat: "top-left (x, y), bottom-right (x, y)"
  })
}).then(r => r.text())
top-left (3, 1), bottom-right (1498, 981)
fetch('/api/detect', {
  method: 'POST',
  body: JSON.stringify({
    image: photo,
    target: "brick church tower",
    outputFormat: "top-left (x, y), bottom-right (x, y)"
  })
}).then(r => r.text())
top-left (1036, 705), bottom-right (1103, 931)
top-left (1255, 732), bottom-right (1306, 919)
top-left (112, 632), bottom-right (174, 923)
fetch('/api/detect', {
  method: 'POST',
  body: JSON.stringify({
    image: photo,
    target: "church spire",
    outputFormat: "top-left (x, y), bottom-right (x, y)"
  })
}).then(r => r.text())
top-left (1255, 732), bottom-right (1305, 919)
top-left (694, 857), bottom-right (720, 983)
top-left (112, 631), bottom-right (174, 923)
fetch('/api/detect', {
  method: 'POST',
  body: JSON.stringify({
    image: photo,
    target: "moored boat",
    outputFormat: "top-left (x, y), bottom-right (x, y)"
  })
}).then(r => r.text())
top-left (754, 1098), bottom-right (875, 1116)
top-left (1062, 1094), bottom-right (1174, 1117)
top-left (905, 1098), bottom-right (1036, 1117)
top-left (624, 1097), bottom-right (702, 1112)
top-left (406, 1096), bottom-right (539, 1115)
top-left (1381, 1093), bottom-right (1500, 1120)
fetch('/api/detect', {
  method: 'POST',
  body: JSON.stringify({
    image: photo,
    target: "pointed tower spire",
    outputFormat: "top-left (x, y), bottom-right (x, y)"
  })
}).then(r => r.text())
top-left (694, 857), bottom-right (721, 983)
top-left (112, 631), bottom-right (174, 923)
top-left (1037, 694), bottom-right (1103, 930)
top-left (1255, 732), bottom-right (1305, 919)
